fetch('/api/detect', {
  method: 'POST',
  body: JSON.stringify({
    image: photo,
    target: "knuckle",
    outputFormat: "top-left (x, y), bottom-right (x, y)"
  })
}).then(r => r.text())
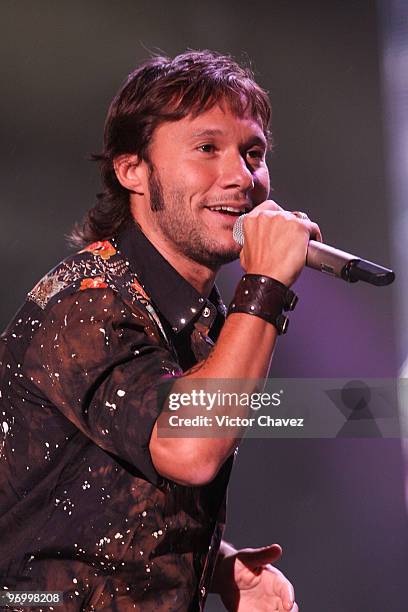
top-left (255, 199), bottom-right (283, 212)
top-left (267, 199), bottom-right (283, 211)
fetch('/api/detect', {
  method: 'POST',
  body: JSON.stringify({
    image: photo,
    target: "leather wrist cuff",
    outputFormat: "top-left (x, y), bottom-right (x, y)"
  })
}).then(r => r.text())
top-left (227, 274), bottom-right (298, 335)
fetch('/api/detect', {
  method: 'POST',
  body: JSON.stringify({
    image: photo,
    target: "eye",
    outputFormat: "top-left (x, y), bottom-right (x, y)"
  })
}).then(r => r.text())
top-left (247, 148), bottom-right (265, 162)
top-left (198, 144), bottom-right (217, 154)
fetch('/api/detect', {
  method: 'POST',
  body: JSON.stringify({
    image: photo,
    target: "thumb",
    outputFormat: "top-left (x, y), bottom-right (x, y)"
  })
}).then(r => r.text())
top-left (236, 543), bottom-right (283, 569)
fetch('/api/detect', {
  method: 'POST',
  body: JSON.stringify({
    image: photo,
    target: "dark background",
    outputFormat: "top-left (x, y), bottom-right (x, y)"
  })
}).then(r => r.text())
top-left (1, 1), bottom-right (407, 610)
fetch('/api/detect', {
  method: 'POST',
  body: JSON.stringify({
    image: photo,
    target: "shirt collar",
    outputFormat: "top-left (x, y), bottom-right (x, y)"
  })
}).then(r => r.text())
top-left (114, 221), bottom-right (226, 333)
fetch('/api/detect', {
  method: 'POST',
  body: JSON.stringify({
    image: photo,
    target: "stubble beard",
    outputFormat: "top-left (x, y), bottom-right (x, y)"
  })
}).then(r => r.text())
top-left (148, 168), bottom-right (240, 270)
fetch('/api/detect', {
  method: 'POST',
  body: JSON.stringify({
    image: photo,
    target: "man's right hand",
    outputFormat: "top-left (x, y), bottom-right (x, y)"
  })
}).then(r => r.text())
top-left (150, 200), bottom-right (322, 486)
top-left (240, 200), bottom-right (322, 287)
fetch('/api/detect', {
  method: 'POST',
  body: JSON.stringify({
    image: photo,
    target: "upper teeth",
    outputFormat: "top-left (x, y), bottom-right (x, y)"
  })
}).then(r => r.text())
top-left (208, 206), bottom-right (248, 213)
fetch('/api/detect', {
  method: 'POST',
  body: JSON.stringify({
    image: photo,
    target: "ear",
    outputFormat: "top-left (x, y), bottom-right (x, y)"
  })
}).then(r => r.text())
top-left (113, 154), bottom-right (148, 194)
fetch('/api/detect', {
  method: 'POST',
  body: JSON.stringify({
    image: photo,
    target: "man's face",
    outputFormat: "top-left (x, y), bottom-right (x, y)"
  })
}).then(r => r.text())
top-left (142, 104), bottom-right (270, 270)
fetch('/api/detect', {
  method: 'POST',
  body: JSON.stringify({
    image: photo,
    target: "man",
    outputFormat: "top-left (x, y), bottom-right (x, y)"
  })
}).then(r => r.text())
top-left (0, 50), bottom-right (320, 610)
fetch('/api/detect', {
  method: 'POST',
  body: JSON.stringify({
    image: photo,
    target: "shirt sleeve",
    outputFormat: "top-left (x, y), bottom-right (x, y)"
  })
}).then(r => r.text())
top-left (23, 286), bottom-right (183, 485)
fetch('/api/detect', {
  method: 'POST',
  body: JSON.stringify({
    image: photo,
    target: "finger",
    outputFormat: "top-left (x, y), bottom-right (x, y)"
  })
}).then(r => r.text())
top-left (264, 564), bottom-right (295, 611)
top-left (280, 577), bottom-right (295, 611)
top-left (262, 199), bottom-right (284, 212)
top-left (303, 220), bottom-right (322, 242)
top-left (310, 221), bottom-right (323, 243)
top-left (289, 211), bottom-right (322, 243)
top-left (279, 577), bottom-right (296, 611)
top-left (236, 543), bottom-right (283, 568)
top-left (281, 603), bottom-right (298, 612)
top-left (249, 199), bottom-right (285, 215)
top-left (274, 213), bottom-right (321, 242)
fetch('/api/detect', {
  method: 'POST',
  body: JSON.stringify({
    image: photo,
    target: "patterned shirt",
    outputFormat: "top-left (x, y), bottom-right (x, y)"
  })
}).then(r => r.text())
top-left (0, 221), bottom-right (232, 611)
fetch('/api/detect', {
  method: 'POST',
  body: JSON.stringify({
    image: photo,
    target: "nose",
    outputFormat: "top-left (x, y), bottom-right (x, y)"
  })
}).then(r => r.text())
top-left (218, 152), bottom-right (254, 193)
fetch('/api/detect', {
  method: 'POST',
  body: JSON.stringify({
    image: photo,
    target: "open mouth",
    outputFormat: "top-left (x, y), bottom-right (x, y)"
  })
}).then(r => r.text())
top-left (206, 205), bottom-right (251, 217)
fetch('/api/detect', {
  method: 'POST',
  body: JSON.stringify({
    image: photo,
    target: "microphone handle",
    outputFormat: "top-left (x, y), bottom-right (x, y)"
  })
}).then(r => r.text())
top-left (306, 240), bottom-right (357, 278)
top-left (307, 240), bottom-right (395, 286)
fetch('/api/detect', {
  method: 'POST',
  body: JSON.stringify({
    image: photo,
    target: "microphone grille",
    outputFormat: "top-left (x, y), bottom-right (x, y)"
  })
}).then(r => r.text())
top-left (232, 214), bottom-right (246, 246)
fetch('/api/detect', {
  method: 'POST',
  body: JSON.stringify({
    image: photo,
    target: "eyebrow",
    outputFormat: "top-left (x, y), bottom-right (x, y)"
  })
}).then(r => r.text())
top-left (190, 129), bottom-right (267, 148)
top-left (190, 129), bottom-right (224, 139)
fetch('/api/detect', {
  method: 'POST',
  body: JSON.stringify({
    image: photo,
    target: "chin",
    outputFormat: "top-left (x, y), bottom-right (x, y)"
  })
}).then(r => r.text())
top-left (191, 245), bottom-right (241, 270)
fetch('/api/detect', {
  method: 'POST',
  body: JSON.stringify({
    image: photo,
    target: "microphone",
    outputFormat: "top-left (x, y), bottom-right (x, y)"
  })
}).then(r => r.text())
top-left (232, 214), bottom-right (395, 287)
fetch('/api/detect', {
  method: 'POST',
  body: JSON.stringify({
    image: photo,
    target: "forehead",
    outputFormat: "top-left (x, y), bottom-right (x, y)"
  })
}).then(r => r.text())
top-left (152, 104), bottom-right (267, 145)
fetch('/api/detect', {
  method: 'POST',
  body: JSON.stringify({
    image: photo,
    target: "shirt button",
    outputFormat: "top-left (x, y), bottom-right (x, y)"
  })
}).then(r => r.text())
top-left (202, 307), bottom-right (211, 318)
top-left (200, 586), bottom-right (206, 597)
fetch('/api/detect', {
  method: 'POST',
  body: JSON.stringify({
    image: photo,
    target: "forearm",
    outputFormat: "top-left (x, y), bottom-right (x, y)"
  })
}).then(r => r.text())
top-left (149, 312), bottom-right (278, 484)
top-left (184, 310), bottom-right (278, 381)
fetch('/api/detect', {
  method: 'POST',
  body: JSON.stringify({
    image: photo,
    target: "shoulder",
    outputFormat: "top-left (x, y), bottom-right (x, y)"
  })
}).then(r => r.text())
top-left (27, 240), bottom-right (124, 310)
top-left (23, 239), bottom-right (169, 347)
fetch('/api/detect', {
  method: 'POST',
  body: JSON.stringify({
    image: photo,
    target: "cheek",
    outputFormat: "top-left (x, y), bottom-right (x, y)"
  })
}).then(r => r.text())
top-left (253, 168), bottom-right (270, 204)
top-left (170, 161), bottom-right (215, 189)
top-left (188, 158), bottom-right (220, 183)
top-left (178, 162), bottom-right (219, 201)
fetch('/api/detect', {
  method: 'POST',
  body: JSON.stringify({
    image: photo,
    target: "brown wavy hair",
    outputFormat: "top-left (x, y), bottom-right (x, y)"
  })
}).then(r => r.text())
top-left (69, 50), bottom-right (272, 247)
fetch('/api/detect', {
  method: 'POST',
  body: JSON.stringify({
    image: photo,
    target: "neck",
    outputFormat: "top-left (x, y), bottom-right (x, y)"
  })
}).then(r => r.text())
top-left (131, 213), bottom-right (217, 296)
top-left (153, 238), bottom-right (217, 295)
